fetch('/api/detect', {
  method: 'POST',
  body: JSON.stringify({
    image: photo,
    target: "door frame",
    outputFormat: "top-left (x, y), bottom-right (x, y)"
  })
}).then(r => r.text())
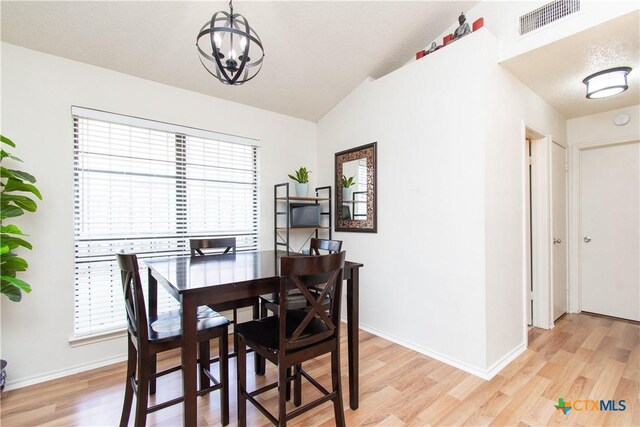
top-left (524, 124), bottom-right (554, 330)
top-left (569, 136), bottom-right (639, 314)
top-left (550, 140), bottom-right (569, 322)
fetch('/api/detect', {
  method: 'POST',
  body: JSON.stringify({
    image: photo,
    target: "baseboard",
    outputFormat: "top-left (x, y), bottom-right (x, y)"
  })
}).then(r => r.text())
top-left (483, 342), bottom-right (527, 379)
top-left (4, 354), bottom-right (127, 392)
top-left (355, 320), bottom-right (526, 380)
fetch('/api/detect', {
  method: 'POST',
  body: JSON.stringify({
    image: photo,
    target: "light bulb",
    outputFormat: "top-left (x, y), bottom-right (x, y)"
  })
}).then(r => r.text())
top-left (240, 36), bottom-right (247, 51)
top-left (229, 48), bottom-right (237, 60)
top-left (213, 33), bottom-right (222, 48)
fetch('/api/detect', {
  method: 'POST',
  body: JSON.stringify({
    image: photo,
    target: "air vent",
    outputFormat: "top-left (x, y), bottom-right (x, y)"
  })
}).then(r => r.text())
top-left (519, 0), bottom-right (580, 35)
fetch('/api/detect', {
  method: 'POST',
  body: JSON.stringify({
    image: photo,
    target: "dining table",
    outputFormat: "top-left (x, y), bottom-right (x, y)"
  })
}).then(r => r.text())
top-left (145, 250), bottom-right (363, 426)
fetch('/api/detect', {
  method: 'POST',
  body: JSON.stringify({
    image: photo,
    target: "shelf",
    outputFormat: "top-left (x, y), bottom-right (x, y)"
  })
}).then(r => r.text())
top-left (275, 183), bottom-right (332, 254)
top-left (276, 196), bottom-right (330, 202)
top-left (276, 227), bottom-right (331, 231)
top-left (342, 200), bottom-right (367, 204)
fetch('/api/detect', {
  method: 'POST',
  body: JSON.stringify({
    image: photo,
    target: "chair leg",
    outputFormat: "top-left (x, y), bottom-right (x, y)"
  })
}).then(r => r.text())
top-left (232, 308), bottom-right (240, 358)
top-left (149, 355), bottom-right (157, 395)
top-left (199, 340), bottom-right (211, 391)
top-left (331, 349), bottom-right (346, 427)
top-left (252, 300), bottom-right (262, 374)
top-left (278, 364), bottom-right (288, 427)
top-left (237, 334), bottom-right (247, 427)
top-left (134, 354), bottom-right (149, 427)
top-left (220, 327), bottom-right (229, 426)
top-left (256, 301), bottom-right (267, 375)
top-left (285, 367), bottom-right (292, 401)
top-left (119, 339), bottom-right (136, 427)
top-left (294, 363), bottom-right (302, 407)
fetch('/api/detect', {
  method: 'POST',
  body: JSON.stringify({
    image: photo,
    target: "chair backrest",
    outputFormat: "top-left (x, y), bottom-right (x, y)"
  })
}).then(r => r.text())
top-left (309, 238), bottom-right (342, 255)
top-left (190, 237), bottom-right (236, 257)
top-left (116, 252), bottom-right (149, 344)
top-left (278, 251), bottom-right (346, 351)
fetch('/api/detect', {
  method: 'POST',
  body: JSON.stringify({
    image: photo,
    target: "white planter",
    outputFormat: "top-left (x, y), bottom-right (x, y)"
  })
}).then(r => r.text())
top-left (295, 183), bottom-right (309, 197)
top-left (343, 187), bottom-right (353, 201)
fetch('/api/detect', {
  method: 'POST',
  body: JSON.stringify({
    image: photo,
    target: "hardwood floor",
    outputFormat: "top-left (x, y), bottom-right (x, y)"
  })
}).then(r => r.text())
top-left (1, 313), bottom-right (638, 426)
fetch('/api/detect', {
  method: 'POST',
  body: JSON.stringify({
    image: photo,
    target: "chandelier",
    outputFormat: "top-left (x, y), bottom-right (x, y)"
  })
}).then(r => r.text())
top-left (196, 0), bottom-right (264, 85)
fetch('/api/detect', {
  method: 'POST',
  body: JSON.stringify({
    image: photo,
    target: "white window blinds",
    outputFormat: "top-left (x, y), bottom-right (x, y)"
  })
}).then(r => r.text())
top-left (72, 108), bottom-right (259, 338)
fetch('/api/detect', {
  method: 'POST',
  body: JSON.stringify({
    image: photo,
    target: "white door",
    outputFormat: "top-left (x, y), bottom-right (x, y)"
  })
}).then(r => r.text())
top-left (552, 142), bottom-right (567, 321)
top-left (581, 142), bottom-right (640, 321)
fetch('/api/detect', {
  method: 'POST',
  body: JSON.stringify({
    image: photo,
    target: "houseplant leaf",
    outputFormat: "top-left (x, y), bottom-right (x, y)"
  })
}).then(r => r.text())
top-left (1, 275), bottom-right (32, 293)
top-left (0, 205), bottom-right (24, 219)
top-left (4, 178), bottom-right (42, 199)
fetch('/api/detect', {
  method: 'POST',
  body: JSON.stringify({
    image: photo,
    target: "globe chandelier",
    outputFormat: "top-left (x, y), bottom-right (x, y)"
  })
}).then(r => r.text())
top-left (196, 0), bottom-right (264, 85)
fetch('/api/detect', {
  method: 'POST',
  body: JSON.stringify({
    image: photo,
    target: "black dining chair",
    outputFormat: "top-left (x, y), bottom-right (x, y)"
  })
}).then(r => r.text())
top-left (236, 251), bottom-right (347, 427)
top-left (116, 252), bottom-right (229, 427)
top-left (189, 237), bottom-right (260, 358)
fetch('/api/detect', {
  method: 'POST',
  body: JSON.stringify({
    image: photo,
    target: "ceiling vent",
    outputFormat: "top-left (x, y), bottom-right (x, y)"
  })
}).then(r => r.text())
top-left (519, 0), bottom-right (580, 35)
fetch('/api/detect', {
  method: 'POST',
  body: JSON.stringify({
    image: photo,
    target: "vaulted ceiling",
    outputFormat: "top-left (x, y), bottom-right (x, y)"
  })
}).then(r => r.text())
top-left (1, 2), bottom-right (637, 123)
top-left (0, 1), bottom-right (477, 122)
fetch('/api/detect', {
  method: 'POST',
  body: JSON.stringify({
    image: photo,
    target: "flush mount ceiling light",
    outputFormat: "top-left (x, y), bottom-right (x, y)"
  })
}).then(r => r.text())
top-left (582, 67), bottom-right (632, 99)
top-left (196, 0), bottom-right (264, 85)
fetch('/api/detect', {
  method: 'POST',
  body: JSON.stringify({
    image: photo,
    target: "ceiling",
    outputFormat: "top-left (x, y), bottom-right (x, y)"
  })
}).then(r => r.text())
top-left (1, 2), bottom-right (637, 122)
top-left (0, 1), bottom-right (476, 122)
top-left (503, 10), bottom-right (639, 119)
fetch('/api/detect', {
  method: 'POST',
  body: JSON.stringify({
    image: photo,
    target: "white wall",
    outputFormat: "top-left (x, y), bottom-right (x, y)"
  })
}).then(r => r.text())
top-left (0, 42), bottom-right (317, 388)
top-left (424, 1), bottom-right (639, 62)
top-left (566, 105), bottom-right (640, 313)
top-left (317, 29), bottom-right (565, 377)
top-left (567, 105), bottom-right (640, 145)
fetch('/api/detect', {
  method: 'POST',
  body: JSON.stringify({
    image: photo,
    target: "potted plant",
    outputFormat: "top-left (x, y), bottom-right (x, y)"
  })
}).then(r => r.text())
top-left (342, 174), bottom-right (356, 201)
top-left (0, 134), bottom-right (42, 391)
top-left (288, 166), bottom-right (311, 197)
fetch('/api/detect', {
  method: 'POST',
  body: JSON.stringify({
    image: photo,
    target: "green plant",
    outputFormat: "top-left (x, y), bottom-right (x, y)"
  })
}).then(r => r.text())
top-left (341, 175), bottom-right (356, 188)
top-left (288, 166), bottom-right (310, 184)
top-left (1, 135), bottom-right (42, 302)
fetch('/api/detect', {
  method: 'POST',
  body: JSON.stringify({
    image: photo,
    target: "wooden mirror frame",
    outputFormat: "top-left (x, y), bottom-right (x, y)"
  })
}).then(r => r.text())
top-left (335, 142), bottom-right (377, 233)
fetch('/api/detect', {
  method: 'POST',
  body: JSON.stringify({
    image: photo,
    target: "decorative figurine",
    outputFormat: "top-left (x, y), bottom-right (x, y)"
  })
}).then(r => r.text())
top-left (452, 12), bottom-right (471, 40)
top-left (426, 41), bottom-right (439, 54)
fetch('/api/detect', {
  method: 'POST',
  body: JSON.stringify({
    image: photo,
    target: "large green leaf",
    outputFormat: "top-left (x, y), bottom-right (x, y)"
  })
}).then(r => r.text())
top-left (0, 224), bottom-right (24, 235)
top-left (0, 245), bottom-right (9, 255)
top-left (0, 204), bottom-right (24, 219)
top-left (1, 275), bottom-right (32, 292)
top-left (0, 135), bottom-right (16, 147)
top-left (1, 256), bottom-right (28, 272)
top-left (1, 282), bottom-right (22, 302)
top-left (4, 178), bottom-right (42, 199)
top-left (8, 169), bottom-right (36, 183)
top-left (0, 149), bottom-right (22, 162)
top-left (0, 235), bottom-right (32, 250)
top-left (1, 167), bottom-right (15, 179)
top-left (2, 194), bottom-right (38, 212)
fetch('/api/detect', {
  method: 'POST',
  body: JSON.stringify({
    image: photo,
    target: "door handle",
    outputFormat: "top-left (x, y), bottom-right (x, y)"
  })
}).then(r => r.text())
top-left (553, 238), bottom-right (562, 244)
top-left (584, 236), bottom-right (591, 243)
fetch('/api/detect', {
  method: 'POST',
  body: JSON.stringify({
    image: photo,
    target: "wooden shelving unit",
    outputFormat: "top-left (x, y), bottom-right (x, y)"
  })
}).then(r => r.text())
top-left (274, 183), bottom-right (332, 254)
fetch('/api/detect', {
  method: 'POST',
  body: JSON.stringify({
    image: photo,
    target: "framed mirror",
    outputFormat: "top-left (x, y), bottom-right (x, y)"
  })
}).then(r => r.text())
top-left (335, 142), bottom-right (377, 233)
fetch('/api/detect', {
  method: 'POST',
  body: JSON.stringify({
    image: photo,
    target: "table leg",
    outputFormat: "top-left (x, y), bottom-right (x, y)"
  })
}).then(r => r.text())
top-left (346, 267), bottom-right (359, 410)
top-left (181, 294), bottom-right (198, 426)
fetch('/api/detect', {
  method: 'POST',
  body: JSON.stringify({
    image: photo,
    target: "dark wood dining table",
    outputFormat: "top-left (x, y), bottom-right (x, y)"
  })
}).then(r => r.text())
top-left (145, 250), bottom-right (363, 426)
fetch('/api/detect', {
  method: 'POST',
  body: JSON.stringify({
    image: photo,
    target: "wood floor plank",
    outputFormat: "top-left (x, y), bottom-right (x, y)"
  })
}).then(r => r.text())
top-left (1, 314), bottom-right (637, 426)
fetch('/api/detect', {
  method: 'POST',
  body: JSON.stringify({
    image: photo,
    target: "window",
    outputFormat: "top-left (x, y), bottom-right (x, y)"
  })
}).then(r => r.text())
top-left (72, 107), bottom-right (259, 338)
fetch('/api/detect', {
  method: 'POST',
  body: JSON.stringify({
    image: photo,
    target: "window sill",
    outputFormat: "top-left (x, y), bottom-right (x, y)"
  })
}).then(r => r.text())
top-left (69, 328), bottom-right (127, 347)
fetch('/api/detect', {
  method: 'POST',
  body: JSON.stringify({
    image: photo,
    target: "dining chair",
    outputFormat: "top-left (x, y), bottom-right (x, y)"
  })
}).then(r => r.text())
top-left (259, 238), bottom-right (342, 317)
top-left (189, 237), bottom-right (260, 358)
top-left (116, 252), bottom-right (230, 427)
top-left (236, 251), bottom-right (347, 427)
